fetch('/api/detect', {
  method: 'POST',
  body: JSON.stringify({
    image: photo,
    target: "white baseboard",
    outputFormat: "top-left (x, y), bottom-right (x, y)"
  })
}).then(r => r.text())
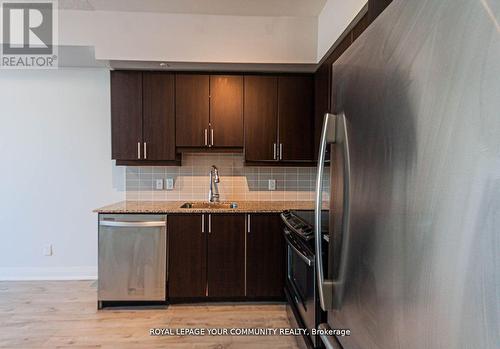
top-left (0, 266), bottom-right (97, 281)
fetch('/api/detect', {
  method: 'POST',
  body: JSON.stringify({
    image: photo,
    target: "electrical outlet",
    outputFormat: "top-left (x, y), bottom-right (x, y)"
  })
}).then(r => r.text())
top-left (166, 178), bottom-right (174, 190)
top-left (268, 179), bottom-right (276, 191)
top-left (155, 179), bottom-right (164, 190)
top-left (43, 244), bottom-right (52, 256)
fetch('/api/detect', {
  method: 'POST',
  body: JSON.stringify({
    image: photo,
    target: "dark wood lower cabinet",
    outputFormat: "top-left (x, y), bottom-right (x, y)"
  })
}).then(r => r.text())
top-left (168, 214), bottom-right (206, 298)
top-left (208, 214), bottom-right (246, 297)
top-left (246, 214), bottom-right (285, 298)
top-left (168, 213), bottom-right (284, 301)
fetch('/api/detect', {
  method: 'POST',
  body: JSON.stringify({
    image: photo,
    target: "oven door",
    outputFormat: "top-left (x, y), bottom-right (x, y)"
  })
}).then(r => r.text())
top-left (284, 228), bottom-right (317, 344)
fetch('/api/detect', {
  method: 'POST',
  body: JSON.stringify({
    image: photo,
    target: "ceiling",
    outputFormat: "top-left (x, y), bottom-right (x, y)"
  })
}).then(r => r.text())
top-left (58, 0), bottom-right (327, 17)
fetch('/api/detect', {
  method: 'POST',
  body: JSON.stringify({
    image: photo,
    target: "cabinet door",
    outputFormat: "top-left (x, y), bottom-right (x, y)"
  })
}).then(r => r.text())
top-left (168, 214), bottom-right (207, 298)
top-left (244, 76), bottom-right (278, 161)
top-left (143, 72), bottom-right (176, 160)
top-left (175, 74), bottom-right (210, 147)
top-left (210, 75), bottom-right (243, 147)
top-left (246, 214), bottom-right (285, 298)
top-left (278, 76), bottom-right (314, 161)
top-left (207, 214), bottom-right (245, 297)
top-left (111, 71), bottom-right (143, 160)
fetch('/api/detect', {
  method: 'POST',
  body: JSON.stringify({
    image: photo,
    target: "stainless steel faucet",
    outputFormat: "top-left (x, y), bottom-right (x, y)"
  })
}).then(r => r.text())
top-left (208, 165), bottom-right (220, 202)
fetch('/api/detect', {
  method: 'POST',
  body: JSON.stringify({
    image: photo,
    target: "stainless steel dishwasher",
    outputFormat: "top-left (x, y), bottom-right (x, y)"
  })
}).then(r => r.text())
top-left (98, 214), bottom-right (167, 307)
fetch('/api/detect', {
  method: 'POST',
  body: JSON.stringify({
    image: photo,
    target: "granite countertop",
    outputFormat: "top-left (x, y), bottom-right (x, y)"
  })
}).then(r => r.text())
top-left (94, 201), bottom-right (317, 214)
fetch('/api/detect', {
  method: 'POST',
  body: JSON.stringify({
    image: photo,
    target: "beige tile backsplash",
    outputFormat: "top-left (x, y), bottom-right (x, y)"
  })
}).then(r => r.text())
top-left (125, 153), bottom-right (329, 202)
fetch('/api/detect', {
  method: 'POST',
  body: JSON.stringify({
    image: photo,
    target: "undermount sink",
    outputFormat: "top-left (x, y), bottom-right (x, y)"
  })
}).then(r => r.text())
top-left (180, 202), bottom-right (239, 209)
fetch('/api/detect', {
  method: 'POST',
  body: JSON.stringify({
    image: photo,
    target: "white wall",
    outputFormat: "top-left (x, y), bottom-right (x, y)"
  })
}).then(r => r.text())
top-left (0, 69), bottom-right (125, 280)
top-left (2, 6), bottom-right (365, 64)
top-left (317, 0), bottom-right (367, 60)
top-left (59, 10), bottom-right (318, 64)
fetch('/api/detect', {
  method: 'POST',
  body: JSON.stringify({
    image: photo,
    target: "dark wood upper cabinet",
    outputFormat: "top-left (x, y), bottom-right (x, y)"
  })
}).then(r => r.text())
top-left (111, 71), bottom-right (177, 164)
top-left (244, 76), bottom-right (278, 161)
top-left (111, 71), bottom-right (143, 160)
top-left (175, 74), bottom-right (210, 147)
top-left (176, 74), bottom-right (243, 149)
top-left (210, 75), bottom-right (243, 147)
top-left (168, 214), bottom-right (207, 298)
top-left (111, 71), bottom-right (315, 164)
top-left (246, 214), bottom-right (285, 298)
top-left (278, 76), bottom-right (314, 161)
top-left (244, 75), bottom-right (314, 163)
top-left (143, 72), bottom-right (176, 161)
top-left (207, 214), bottom-right (245, 297)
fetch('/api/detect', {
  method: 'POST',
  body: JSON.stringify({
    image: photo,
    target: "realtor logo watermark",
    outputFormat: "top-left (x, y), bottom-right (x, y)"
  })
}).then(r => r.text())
top-left (1, 0), bottom-right (58, 68)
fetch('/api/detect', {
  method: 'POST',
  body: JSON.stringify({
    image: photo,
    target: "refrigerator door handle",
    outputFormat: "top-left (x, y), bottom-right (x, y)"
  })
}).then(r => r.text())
top-left (315, 113), bottom-right (336, 311)
top-left (315, 112), bottom-right (351, 311)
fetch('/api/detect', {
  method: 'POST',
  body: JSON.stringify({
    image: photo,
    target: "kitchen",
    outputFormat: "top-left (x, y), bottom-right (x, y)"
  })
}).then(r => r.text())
top-left (1, 0), bottom-right (499, 349)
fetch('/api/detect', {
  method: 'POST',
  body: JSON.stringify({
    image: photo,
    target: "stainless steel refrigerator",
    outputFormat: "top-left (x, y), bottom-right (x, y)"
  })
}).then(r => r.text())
top-left (314, 0), bottom-right (500, 348)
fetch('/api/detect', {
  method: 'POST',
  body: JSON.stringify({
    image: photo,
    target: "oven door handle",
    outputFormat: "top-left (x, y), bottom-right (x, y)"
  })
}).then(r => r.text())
top-left (280, 212), bottom-right (299, 233)
top-left (284, 230), bottom-right (315, 267)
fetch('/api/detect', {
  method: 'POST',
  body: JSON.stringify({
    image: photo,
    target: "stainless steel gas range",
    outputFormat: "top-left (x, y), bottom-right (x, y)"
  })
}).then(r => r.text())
top-left (281, 210), bottom-right (329, 349)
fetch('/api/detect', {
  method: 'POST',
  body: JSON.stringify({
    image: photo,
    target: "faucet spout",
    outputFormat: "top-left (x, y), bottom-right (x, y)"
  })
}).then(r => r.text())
top-left (208, 165), bottom-right (220, 202)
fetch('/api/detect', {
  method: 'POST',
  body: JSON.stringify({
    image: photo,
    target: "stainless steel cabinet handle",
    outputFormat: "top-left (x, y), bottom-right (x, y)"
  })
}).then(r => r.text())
top-left (247, 214), bottom-right (251, 233)
top-left (210, 129), bottom-right (214, 147)
top-left (279, 143), bottom-right (283, 160)
top-left (208, 214), bottom-right (211, 233)
top-left (137, 142), bottom-right (141, 159)
top-left (204, 129), bottom-right (208, 146)
top-left (315, 112), bottom-right (351, 311)
top-left (202, 214), bottom-right (205, 233)
top-left (273, 143), bottom-right (277, 160)
top-left (317, 323), bottom-right (342, 349)
top-left (143, 142), bottom-right (147, 159)
top-left (100, 220), bottom-right (166, 228)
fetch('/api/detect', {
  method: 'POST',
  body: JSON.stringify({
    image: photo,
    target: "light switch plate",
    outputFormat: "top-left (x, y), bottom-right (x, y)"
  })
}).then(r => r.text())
top-left (166, 178), bottom-right (174, 190)
top-left (268, 179), bottom-right (276, 191)
top-left (155, 179), bottom-right (164, 190)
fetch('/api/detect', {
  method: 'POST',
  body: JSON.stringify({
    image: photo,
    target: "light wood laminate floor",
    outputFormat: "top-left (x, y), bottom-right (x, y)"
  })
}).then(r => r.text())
top-left (0, 281), bottom-right (300, 349)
